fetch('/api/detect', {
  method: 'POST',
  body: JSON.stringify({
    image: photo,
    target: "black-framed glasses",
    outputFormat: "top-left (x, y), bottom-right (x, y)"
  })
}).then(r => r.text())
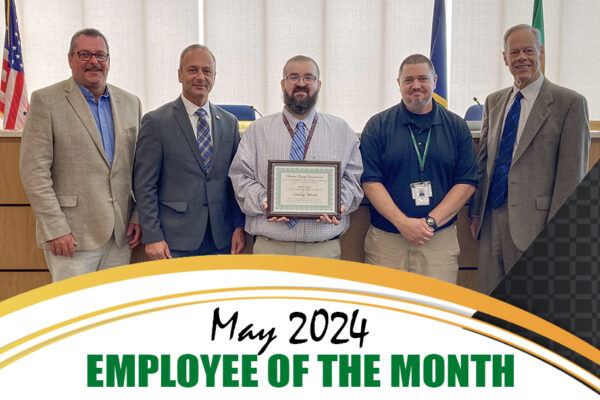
top-left (75, 51), bottom-right (109, 62)
top-left (284, 74), bottom-right (318, 84)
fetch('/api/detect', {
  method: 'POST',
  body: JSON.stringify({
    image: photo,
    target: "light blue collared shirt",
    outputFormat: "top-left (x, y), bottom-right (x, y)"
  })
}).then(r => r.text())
top-left (77, 83), bottom-right (115, 166)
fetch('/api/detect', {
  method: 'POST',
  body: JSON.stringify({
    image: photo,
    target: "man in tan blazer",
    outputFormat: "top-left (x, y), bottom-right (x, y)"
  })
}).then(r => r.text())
top-left (470, 24), bottom-right (590, 294)
top-left (20, 28), bottom-right (142, 282)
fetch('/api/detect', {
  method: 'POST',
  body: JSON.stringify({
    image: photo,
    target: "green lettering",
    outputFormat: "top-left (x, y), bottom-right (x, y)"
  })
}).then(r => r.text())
top-left (87, 354), bottom-right (103, 387)
top-left (423, 354), bottom-right (444, 387)
top-left (292, 354), bottom-right (309, 387)
top-left (241, 355), bottom-right (258, 387)
top-left (200, 354), bottom-right (221, 387)
top-left (471, 354), bottom-right (491, 387)
top-left (268, 354), bottom-right (289, 388)
top-left (222, 354), bottom-right (239, 387)
top-left (106, 354), bottom-right (135, 387)
top-left (177, 354), bottom-right (199, 388)
top-left (317, 354), bottom-right (337, 387)
top-left (138, 354), bottom-right (159, 387)
top-left (448, 354), bottom-right (469, 387)
top-left (391, 354), bottom-right (420, 387)
top-left (364, 354), bottom-right (380, 387)
top-left (493, 354), bottom-right (514, 387)
top-left (339, 354), bottom-right (361, 387)
top-left (160, 354), bottom-right (176, 387)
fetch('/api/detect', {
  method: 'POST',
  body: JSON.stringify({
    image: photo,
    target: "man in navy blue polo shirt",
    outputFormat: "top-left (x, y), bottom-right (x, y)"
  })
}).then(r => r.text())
top-left (360, 54), bottom-right (477, 284)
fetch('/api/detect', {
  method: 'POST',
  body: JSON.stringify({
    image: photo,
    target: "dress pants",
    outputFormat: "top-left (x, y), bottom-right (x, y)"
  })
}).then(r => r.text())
top-left (477, 202), bottom-right (523, 294)
top-left (170, 220), bottom-right (230, 258)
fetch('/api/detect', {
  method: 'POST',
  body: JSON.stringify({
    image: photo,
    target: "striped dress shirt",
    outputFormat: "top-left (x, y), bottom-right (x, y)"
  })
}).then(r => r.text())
top-left (229, 108), bottom-right (364, 242)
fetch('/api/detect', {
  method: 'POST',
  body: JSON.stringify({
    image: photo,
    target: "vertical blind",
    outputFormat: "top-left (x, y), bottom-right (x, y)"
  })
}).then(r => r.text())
top-left (5, 0), bottom-right (599, 131)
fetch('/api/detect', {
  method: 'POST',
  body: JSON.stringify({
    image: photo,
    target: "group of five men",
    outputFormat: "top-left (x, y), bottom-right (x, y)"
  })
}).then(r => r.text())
top-left (19, 24), bottom-right (590, 294)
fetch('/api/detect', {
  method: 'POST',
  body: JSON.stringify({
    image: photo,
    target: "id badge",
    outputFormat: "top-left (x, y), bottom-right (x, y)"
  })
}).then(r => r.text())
top-left (410, 181), bottom-right (433, 206)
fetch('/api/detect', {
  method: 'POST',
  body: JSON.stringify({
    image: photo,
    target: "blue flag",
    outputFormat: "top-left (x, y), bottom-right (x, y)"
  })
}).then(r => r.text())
top-left (430, 0), bottom-right (447, 108)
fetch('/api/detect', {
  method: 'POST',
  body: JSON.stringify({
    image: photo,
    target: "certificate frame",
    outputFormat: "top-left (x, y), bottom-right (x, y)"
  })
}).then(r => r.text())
top-left (267, 160), bottom-right (341, 219)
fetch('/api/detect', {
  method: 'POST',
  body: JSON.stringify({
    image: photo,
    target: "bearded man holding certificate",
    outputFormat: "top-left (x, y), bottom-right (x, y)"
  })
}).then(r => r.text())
top-left (229, 55), bottom-right (363, 259)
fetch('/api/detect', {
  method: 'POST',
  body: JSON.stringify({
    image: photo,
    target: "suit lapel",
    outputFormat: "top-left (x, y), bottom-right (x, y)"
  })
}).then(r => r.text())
top-left (512, 79), bottom-right (552, 165)
top-left (64, 78), bottom-right (110, 166)
top-left (209, 103), bottom-right (224, 169)
top-left (173, 98), bottom-right (209, 174)
top-left (109, 85), bottom-right (123, 168)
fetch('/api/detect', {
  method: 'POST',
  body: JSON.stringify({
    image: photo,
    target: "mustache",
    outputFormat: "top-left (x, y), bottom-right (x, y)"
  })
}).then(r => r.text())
top-left (293, 87), bottom-right (309, 94)
top-left (84, 64), bottom-right (103, 72)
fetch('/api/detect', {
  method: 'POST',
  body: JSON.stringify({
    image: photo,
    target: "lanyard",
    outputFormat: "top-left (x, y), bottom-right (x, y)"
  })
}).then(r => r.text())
top-left (408, 125), bottom-right (431, 178)
top-left (282, 112), bottom-right (319, 159)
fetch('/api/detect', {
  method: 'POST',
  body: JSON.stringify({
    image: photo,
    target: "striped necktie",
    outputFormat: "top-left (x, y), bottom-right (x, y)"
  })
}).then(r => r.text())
top-left (195, 108), bottom-right (213, 169)
top-left (489, 91), bottom-right (523, 209)
top-left (287, 121), bottom-right (307, 228)
top-left (290, 121), bottom-right (307, 161)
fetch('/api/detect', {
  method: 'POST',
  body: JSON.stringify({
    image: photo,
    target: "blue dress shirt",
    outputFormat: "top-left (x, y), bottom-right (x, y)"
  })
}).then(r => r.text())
top-left (77, 83), bottom-right (115, 166)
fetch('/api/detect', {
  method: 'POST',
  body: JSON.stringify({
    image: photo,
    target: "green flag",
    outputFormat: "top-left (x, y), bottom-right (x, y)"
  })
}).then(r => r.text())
top-left (532, 0), bottom-right (545, 73)
top-left (532, 0), bottom-right (544, 44)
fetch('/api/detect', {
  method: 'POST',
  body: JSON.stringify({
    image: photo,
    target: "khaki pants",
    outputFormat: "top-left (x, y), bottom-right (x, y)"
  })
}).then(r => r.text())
top-left (364, 224), bottom-right (459, 284)
top-left (45, 235), bottom-right (131, 282)
top-left (253, 236), bottom-right (341, 259)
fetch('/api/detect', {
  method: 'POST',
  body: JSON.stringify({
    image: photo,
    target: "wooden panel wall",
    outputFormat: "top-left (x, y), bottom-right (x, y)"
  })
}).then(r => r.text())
top-left (2, 134), bottom-right (600, 301)
top-left (0, 207), bottom-right (47, 268)
top-left (0, 138), bottom-right (28, 204)
top-left (0, 137), bottom-right (51, 300)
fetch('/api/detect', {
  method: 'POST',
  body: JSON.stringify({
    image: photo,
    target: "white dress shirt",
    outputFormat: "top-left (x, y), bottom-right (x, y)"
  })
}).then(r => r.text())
top-left (180, 94), bottom-right (213, 141)
top-left (502, 74), bottom-right (544, 153)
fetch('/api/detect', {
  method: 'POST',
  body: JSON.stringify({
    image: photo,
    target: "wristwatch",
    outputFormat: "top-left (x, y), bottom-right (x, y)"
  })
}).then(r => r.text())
top-left (425, 215), bottom-right (438, 229)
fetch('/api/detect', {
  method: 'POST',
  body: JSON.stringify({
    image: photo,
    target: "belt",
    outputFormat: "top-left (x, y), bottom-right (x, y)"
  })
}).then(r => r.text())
top-left (254, 235), bottom-right (340, 244)
top-left (312, 235), bottom-right (340, 243)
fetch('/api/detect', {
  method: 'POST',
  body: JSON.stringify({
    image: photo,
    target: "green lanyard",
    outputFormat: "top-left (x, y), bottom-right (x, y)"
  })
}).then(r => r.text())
top-left (409, 125), bottom-right (432, 179)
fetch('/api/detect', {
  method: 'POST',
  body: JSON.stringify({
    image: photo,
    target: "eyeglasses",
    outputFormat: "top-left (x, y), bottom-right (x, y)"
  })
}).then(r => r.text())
top-left (75, 51), bottom-right (109, 62)
top-left (284, 74), bottom-right (318, 84)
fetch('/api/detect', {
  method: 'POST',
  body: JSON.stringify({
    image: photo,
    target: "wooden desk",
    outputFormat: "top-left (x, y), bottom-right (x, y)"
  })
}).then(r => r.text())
top-left (2, 132), bottom-right (600, 300)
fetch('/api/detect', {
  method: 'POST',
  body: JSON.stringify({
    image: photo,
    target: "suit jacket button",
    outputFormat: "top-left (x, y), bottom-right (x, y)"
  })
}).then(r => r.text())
top-left (108, 198), bottom-right (113, 203)
top-left (204, 203), bottom-right (208, 207)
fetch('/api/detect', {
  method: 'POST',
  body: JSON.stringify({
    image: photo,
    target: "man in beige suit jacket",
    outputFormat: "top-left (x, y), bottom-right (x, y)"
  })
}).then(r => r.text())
top-left (470, 24), bottom-right (590, 294)
top-left (20, 28), bottom-right (142, 282)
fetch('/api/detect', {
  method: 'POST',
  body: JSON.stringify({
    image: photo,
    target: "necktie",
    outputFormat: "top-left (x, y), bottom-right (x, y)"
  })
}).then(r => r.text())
top-left (287, 121), bottom-right (307, 228)
top-left (289, 121), bottom-right (307, 161)
top-left (489, 91), bottom-right (523, 209)
top-left (195, 108), bottom-right (213, 169)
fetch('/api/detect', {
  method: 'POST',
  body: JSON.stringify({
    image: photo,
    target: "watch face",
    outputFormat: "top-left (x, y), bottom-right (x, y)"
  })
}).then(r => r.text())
top-left (426, 217), bottom-right (436, 226)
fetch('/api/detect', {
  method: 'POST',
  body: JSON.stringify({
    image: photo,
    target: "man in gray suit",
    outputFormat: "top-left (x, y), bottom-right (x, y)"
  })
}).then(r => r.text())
top-left (20, 28), bottom-right (142, 282)
top-left (134, 44), bottom-right (245, 259)
top-left (470, 24), bottom-right (590, 294)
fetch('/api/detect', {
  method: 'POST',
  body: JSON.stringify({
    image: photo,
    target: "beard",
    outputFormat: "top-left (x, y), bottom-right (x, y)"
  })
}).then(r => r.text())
top-left (402, 89), bottom-right (433, 111)
top-left (283, 87), bottom-right (319, 115)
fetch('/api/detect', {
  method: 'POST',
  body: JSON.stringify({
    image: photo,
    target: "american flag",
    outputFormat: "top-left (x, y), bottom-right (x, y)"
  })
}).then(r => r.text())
top-left (0, 0), bottom-right (28, 130)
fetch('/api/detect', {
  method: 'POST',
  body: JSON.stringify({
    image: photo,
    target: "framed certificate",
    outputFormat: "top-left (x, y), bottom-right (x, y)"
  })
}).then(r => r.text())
top-left (267, 160), bottom-right (341, 219)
